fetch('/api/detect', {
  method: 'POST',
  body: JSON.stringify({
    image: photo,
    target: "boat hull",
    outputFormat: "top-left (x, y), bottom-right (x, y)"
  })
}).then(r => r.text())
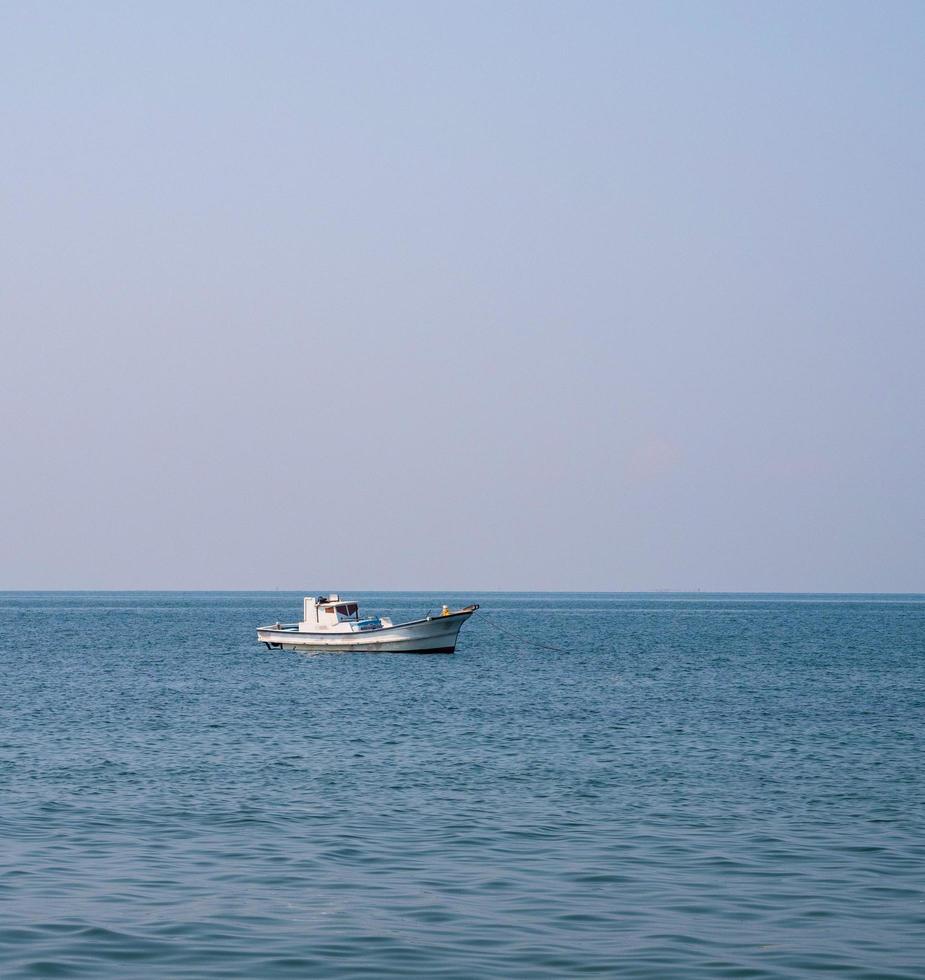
top-left (256, 608), bottom-right (476, 654)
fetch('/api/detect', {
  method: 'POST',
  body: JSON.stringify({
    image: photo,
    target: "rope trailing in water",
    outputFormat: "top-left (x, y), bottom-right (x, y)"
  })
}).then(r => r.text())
top-left (479, 612), bottom-right (572, 653)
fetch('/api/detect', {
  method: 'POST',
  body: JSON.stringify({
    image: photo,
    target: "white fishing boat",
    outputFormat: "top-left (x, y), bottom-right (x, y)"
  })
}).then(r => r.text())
top-left (257, 595), bottom-right (479, 654)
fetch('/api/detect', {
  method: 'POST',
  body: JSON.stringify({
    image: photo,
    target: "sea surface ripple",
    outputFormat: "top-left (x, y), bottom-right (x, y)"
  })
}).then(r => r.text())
top-left (1, 592), bottom-right (923, 978)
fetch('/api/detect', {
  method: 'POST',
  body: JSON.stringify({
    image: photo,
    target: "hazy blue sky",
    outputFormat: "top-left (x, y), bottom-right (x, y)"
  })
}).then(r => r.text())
top-left (2, 1), bottom-right (923, 591)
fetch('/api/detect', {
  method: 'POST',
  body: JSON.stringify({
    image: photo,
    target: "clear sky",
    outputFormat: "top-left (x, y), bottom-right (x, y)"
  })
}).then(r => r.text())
top-left (1, 1), bottom-right (923, 591)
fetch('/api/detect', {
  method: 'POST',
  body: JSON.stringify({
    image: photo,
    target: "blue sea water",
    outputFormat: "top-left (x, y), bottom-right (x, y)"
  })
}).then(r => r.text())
top-left (1, 592), bottom-right (923, 979)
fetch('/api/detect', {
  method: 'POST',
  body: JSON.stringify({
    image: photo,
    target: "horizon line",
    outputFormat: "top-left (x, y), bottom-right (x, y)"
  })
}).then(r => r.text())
top-left (0, 589), bottom-right (922, 597)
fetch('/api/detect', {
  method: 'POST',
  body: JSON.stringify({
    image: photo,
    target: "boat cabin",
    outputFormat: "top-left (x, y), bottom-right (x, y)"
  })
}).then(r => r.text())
top-left (295, 594), bottom-right (393, 633)
top-left (301, 594), bottom-right (360, 630)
